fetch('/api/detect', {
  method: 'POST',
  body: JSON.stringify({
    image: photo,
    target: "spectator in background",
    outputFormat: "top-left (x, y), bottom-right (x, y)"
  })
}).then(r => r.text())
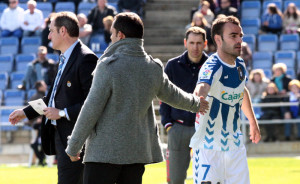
top-left (283, 80), bottom-right (300, 141)
top-left (261, 3), bottom-right (283, 35)
top-left (41, 13), bottom-right (55, 53)
top-left (77, 13), bottom-right (92, 46)
top-left (0, 0), bottom-right (24, 38)
top-left (29, 80), bottom-right (48, 166)
top-left (260, 82), bottom-right (283, 142)
top-left (247, 69), bottom-right (270, 103)
top-left (216, 0), bottom-right (239, 9)
top-left (21, 0), bottom-right (44, 37)
top-left (186, 12), bottom-right (212, 53)
top-left (240, 41), bottom-right (252, 71)
top-left (87, 0), bottom-right (117, 35)
top-left (215, 0), bottom-right (238, 18)
top-left (20, 46), bottom-right (57, 90)
top-left (117, 0), bottom-right (144, 18)
top-left (190, 0), bottom-right (217, 22)
top-left (271, 63), bottom-right (292, 95)
top-left (103, 15), bottom-right (113, 45)
top-left (199, 0), bottom-right (215, 26)
top-left (283, 3), bottom-right (300, 34)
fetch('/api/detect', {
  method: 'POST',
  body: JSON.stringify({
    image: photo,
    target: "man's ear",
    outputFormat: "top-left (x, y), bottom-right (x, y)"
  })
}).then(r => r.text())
top-left (118, 31), bottom-right (125, 40)
top-left (184, 38), bottom-right (187, 48)
top-left (60, 26), bottom-right (67, 36)
top-left (214, 35), bottom-right (221, 47)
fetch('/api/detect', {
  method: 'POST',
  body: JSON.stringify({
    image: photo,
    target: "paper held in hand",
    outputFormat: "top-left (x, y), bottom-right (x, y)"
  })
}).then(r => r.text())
top-left (28, 99), bottom-right (47, 115)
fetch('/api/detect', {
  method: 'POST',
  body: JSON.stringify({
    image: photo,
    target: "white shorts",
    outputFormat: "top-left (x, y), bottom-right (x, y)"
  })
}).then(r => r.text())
top-left (192, 146), bottom-right (250, 184)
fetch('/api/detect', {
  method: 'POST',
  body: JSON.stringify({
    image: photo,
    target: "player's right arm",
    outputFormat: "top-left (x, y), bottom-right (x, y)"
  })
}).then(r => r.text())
top-left (194, 82), bottom-right (210, 98)
top-left (9, 109), bottom-right (26, 125)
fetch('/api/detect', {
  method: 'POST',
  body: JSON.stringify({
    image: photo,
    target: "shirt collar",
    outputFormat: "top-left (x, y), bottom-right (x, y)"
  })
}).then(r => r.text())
top-left (61, 40), bottom-right (79, 61)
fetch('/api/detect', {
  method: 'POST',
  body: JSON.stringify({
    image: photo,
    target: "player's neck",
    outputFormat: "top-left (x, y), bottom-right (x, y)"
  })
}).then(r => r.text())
top-left (217, 50), bottom-right (236, 65)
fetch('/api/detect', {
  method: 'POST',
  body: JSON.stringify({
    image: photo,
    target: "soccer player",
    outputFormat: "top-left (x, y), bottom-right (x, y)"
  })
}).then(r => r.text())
top-left (190, 15), bottom-right (261, 184)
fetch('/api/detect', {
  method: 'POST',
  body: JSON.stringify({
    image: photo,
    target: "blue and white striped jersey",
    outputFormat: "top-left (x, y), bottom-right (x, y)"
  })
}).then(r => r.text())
top-left (190, 53), bottom-right (247, 151)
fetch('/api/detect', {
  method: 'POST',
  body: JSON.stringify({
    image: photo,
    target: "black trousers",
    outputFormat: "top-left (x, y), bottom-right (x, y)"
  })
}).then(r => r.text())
top-left (84, 162), bottom-right (145, 184)
top-left (55, 129), bottom-right (84, 184)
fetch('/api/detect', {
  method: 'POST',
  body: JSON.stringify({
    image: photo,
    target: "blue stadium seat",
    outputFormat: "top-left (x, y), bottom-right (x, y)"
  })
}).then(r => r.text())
top-left (0, 109), bottom-right (18, 131)
top-left (258, 34), bottom-right (278, 52)
top-left (89, 34), bottom-right (108, 53)
top-left (36, 2), bottom-right (53, 18)
top-left (279, 34), bottom-right (299, 50)
top-left (78, 2), bottom-right (96, 16)
top-left (10, 72), bottom-right (25, 89)
top-left (18, 3), bottom-right (27, 10)
top-left (27, 89), bottom-right (36, 101)
top-left (0, 55), bottom-right (14, 72)
top-left (252, 51), bottom-right (273, 69)
top-left (0, 72), bottom-right (8, 90)
top-left (4, 89), bottom-right (26, 106)
top-left (0, 3), bottom-right (7, 17)
top-left (274, 50), bottom-right (296, 69)
top-left (55, 2), bottom-right (75, 13)
top-left (286, 69), bottom-right (296, 79)
top-left (263, 69), bottom-right (273, 79)
top-left (21, 36), bottom-right (42, 54)
top-left (243, 34), bottom-right (256, 51)
top-left (0, 37), bottom-right (19, 55)
top-left (283, 0), bottom-right (300, 11)
top-left (15, 54), bottom-right (36, 72)
top-left (241, 1), bottom-right (261, 19)
top-left (297, 51), bottom-right (300, 73)
top-left (47, 53), bottom-right (59, 63)
top-left (262, 0), bottom-right (282, 13)
top-left (241, 18), bottom-right (260, 35)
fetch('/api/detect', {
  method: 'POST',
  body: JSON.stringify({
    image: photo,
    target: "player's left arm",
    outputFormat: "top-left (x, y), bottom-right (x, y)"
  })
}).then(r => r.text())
top-left (241, 87), bottom-right (261, 144)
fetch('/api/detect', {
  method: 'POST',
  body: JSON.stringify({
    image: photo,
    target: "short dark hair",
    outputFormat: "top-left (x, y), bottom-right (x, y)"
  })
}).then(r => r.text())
top-left (52, 12), bottom-right (79, 37)
top-left (211, 15), bottom-right (240, 46)
top-left (35, 80), bottom-right (44, 90)
top-left (185, 26), bottom-right (207, 41)
top-left (113, 12), bottom-right (144, 39)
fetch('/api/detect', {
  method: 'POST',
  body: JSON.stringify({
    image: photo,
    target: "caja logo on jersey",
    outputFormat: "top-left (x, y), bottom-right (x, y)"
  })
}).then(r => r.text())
top-left (221, 91), bottom-right (244, 102)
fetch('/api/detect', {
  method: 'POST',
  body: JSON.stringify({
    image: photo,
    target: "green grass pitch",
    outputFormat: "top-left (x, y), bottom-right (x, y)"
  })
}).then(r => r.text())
top-left (0, 157), bottom-right (299, 184)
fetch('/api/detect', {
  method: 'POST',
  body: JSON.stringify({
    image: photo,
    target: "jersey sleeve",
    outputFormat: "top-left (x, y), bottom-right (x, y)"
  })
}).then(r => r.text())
top-left (197, 59), bottom-right (219, 85)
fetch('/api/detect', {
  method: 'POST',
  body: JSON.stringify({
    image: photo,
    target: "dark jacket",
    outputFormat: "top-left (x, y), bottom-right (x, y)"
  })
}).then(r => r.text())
top-left (260, 94), bottom-right (283, 119)
top-left (23, 41), bottom-right (98, 155)
top-left (159, 51), bottom-right (208, 128)
top-left (271, 74), bottom-right (292, 93)
top-left (87, 5), bottom-right (117, 33)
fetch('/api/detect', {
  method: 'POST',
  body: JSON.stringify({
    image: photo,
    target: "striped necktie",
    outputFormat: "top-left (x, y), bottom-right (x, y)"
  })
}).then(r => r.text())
top-left (46, 54), bottom-right (65, 125)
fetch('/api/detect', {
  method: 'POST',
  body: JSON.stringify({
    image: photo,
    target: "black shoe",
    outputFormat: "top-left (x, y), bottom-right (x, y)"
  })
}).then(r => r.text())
top-left (296, 137), bottom-right (300, 141)
top-left (285, 136), bottom-right (291, 141)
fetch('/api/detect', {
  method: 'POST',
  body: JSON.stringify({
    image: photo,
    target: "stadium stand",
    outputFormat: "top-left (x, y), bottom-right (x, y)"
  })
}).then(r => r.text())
top-left (15, 54), bottom-right (36, 72)
top-left (0, 109), bottom-right (18, 131)
top-left (243, 34), bottom-right (256, 51)
top-left (0, 55), bottom-right (14, 73)
top-left (258, 34), bottom-right (278, 52)
top-left (46, 53), bottom-right (59, 63)
top-left (0, 37), bottom-right (19, 55)
top-left (241, 1), bottom-right (261, 19)
top-left (36, 2), bottom-right (53, 19)
top-left (241, 18), bottom-right (260, 35)
top-left (279, 34), bottom-right (299, 51)
top-left (89, 34), bottom-right (108, 53)
top-left (21, 36), bottom-right (42, 54)
top-left (252, 51), bottom-right (273, 69)
top-left (0, 72), bottom-right (8, 90)
top-left (274, 50), bottom-right (296, 69)
top-left (10, 72), bottom-right (25, 89)
top-left (3, 89), bottom-right (25, 106)
top-left (78, 2), bottom-right (96, 16)
top-left (55, 2), bottom-right (75, 13)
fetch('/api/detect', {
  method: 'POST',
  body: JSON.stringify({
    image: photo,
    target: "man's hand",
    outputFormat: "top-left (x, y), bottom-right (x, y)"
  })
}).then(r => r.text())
top-left (67, 153), bottom-right (80, 162)
top-left (9, 109), bottom-right (26, 125)
top-left (44, 107), bottom-right (60, 120)
top-left (198, 96), bottom-right (209, 115)
top-left (249, 123), bottom-right (261, 144)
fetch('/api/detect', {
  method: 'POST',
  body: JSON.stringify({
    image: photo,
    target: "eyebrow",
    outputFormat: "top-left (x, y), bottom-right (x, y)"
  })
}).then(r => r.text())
top-left (229, 32), bottom-right (243, 37)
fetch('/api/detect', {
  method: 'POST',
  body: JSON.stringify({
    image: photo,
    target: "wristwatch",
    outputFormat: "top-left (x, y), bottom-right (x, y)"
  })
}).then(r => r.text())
top-left (59, 110), bottom-right (66, 118)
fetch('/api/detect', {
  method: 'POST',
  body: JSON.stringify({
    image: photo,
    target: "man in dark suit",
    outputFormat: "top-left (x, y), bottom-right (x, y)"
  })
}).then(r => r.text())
top-left (9, 12), bottom-right (98, 184)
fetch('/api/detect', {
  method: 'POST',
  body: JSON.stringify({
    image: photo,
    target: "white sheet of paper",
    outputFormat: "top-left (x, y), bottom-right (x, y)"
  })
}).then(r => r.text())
top-left (28, 99), bottom-right (47, 115)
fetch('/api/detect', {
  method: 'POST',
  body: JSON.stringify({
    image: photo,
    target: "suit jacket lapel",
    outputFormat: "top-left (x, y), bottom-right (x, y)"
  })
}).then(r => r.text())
top-left (55, 41), bottom-right (81, 93)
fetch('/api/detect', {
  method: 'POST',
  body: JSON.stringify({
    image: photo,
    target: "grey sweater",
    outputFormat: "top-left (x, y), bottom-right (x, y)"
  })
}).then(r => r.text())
top-left (66, 38), bottom-right (201, 164)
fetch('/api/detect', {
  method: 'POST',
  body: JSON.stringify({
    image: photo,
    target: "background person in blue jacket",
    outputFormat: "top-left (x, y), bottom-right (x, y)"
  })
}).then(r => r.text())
top-left (261, 3), bottom-right (283, 35)
top-left (159, 26), bottom-right (208, 184)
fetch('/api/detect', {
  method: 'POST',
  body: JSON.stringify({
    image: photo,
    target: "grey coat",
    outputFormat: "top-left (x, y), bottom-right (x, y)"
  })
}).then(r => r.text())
top-left (66, 38), bottom-right (201, 164)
